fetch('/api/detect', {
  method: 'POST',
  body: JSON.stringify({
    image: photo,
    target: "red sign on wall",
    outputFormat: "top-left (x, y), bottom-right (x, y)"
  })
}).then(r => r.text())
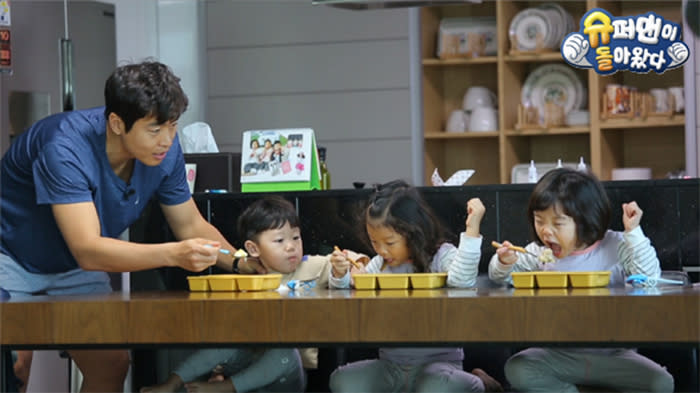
top-left (0, 28), bottom-right (10, 68)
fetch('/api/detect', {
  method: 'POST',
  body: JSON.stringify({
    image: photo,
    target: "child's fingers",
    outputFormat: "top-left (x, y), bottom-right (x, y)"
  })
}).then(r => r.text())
top-left (466, 198), bottom-right (485, 216)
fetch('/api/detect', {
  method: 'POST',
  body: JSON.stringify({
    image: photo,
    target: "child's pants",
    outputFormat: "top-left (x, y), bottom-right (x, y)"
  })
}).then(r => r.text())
top-left (505, 348), bottom-right (674, 392)
top-left (175, 347), bottom-right (305, 392)
top-left (329, 359), bottom-right (484, 392)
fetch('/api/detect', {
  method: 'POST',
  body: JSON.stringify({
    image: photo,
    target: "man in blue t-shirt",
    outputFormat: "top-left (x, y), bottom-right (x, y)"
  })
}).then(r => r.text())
top-left (0, 61), bottom-right (262, 392)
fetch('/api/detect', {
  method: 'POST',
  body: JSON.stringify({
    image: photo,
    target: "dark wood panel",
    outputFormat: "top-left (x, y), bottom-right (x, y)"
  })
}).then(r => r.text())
top-left (1, 302), bottom-right (54, 345)
top-left (53, 300), bottom-right (129, 345)
top-left (360, 295), bottom-right (446, 343)
top-left (282, 297), bottom-right (360, 343)
top-left (201, 293), bottom-right (281, 343)
top-left (127, 297), bottom-right (203, 344)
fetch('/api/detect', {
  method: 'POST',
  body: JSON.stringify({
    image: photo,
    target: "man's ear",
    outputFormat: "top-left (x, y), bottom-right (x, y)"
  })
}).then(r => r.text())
top-left (108, 113), bottom-right (126, 135)
top-left (244, 240), bottom-right (260, 257)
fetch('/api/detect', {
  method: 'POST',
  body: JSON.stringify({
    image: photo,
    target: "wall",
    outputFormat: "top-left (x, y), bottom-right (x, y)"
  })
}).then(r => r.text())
top-left (101, 0), bottom-right (206, 128)
top-left (204, 0), bottom-right (413, 189)
top-left (695, 23), bottom-right (700, 176)
top-left (104, 0), bottom-right (158, 63)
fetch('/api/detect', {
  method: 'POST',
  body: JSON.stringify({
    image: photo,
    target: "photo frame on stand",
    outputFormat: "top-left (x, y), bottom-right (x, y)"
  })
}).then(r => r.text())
top-left (240, 128), bottom-right (321, 192)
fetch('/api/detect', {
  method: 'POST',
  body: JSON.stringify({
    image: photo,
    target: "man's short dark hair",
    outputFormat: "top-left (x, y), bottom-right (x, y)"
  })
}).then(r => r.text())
top-left (104, 61), bottom-right (188, 132)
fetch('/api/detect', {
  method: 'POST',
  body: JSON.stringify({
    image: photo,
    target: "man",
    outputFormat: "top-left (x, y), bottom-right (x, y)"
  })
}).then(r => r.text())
top-left (0, 61), bottom-right (261, 392)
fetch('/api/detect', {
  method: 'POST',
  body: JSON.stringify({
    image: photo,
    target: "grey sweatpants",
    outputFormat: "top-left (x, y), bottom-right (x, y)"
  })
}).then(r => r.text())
top-left (329, 359), bottom-right (484, 393)
top-left (505, 348), bottom-right (674, 392)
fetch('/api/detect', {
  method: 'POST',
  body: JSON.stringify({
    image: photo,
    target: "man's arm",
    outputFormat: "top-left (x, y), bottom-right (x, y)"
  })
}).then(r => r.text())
top-left (52, 201), bottom-right (219, 273)
top-left (160, 199), bottom-right (260, 273)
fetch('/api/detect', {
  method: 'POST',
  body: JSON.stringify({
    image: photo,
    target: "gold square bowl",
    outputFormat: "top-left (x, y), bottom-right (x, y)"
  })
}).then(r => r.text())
top-left (236, 274), bottom-right (282, 291)
top-left (187, 275), bottom-right (211, 291)
top-left (208, 274), bottom-right (239, 291)
top-left (376, 273), bottom-right (410, 289)
top-left (410, 273), bottom-right (448, 289)
top-left (353, 274), bottom-right (378, 290)
top-left (568, 271), bottom-right (611, 288)
top-left (263, 274), bottom-right (283, 290)
top-left (511, 272), bottom-right (537, 288)
top-left (535, 272), bottom-right (569, 288)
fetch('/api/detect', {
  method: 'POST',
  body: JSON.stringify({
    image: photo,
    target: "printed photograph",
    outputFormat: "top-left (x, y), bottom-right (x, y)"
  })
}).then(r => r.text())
top-left (240, 128), bottom-right (316, 183)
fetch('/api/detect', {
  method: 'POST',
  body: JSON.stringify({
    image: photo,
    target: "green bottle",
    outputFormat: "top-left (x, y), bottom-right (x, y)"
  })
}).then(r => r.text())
top-left (318, 146), bottom-right (331, 190)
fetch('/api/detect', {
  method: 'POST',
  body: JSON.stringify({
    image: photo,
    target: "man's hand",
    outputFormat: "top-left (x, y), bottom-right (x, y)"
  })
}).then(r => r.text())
top-left (169, 239), bottom-right (220, 272)
top-left (237, 256), bottom-right (267, 274)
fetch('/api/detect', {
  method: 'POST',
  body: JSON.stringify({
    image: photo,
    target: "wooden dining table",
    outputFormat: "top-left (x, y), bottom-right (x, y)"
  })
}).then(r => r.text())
top-left (2, 285), bottom-right (698, 349)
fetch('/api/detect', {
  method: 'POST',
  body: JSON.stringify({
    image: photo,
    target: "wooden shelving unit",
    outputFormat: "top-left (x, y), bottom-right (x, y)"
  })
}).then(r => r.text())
top-left (420, 0), bottom-right (687, 184)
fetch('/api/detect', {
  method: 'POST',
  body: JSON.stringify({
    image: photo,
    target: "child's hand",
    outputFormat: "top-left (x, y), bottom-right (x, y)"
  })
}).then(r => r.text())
top-left (330, 249), bottom-right (351, 278)
top-left (494, 240), bottom-right (518, 265)
top-left (622, 201), bottom-right (643, 232)
top-left (140, 373), bottom-right (183, 392)
top-left (208, 365), bottom-right (225, 382)
top-left (465, 198), bottom-right (485, 238)
top-left (185, 379), bottom-right (231, 392)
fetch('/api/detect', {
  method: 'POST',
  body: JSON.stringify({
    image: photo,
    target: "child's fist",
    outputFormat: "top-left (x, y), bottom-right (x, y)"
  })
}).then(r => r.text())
top-left (465, 198), bottom-right (486, 237)
top-left (622, 201), bottom-right (643, 232)
top-left (495, 240), bottom-right (518, 265)
top-left (330, 249), bottom-right (351, 278)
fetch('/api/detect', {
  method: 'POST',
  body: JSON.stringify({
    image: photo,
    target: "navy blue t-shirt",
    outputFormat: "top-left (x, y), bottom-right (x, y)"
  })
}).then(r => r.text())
top-left (0, 107), bottom-right (191, 273)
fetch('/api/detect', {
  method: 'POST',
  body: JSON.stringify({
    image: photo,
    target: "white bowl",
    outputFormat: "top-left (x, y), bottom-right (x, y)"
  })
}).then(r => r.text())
top-left (612, 168), bottom-right (652, 181)
top-left (565, 110), bottom-right (589, 126)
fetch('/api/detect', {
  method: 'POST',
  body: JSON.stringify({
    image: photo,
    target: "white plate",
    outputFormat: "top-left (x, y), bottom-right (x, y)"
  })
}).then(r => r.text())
top-left (537, 3), bottom-right (571, 48)
top-left (509, 8), bottom-right (551, 51)
top-left (521, 64), bottom-right (585, 115)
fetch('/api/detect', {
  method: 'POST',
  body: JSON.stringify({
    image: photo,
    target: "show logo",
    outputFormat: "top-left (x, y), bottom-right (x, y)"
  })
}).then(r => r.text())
top-left (561, 8), bottom-right (689, 75)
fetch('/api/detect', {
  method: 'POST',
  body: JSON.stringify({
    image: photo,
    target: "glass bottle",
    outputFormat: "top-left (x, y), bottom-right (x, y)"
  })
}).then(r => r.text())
top-left (318, 146), bottom-right (331, 190)
top-left (528, 160), bottom-right (538, 183)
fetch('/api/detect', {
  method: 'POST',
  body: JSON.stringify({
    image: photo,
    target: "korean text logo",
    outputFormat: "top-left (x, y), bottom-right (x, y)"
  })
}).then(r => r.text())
top-left (561, 8), bottom-right (689, 75)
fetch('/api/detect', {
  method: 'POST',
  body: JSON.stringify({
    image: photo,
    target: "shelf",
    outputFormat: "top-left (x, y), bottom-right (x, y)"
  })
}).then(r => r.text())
top-left (503, 52), bottom-right (564, 63)
top-left (504, 126), bottom-right (590, 136)
top-left (422, 57), bottom-right (498, 66)
top-left (599, 115), bottom-right (686, 129)
top-left (420, 1), bottom-right (685, 185)
top-left (425, 131), bottom-right (499, 139)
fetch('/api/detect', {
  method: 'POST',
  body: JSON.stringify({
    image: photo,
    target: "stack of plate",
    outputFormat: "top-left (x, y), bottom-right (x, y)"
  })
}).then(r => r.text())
top-left (509, 3), bottom-right (576, 51)
top-left (521, 63), bottom-right (586, 119)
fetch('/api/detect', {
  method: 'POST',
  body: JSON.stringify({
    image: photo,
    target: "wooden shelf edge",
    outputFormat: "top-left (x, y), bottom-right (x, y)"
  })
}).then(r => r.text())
top-left (425, 131), bottom-right (499, 139)
top-left (504, 127), bottom-right (590, 136)
top-left (422, 57), bottom-right (498, 66)
top-left (599, 115), bottom-right (686, 129)
top-left (504, 52), bottom-right (563, 62)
